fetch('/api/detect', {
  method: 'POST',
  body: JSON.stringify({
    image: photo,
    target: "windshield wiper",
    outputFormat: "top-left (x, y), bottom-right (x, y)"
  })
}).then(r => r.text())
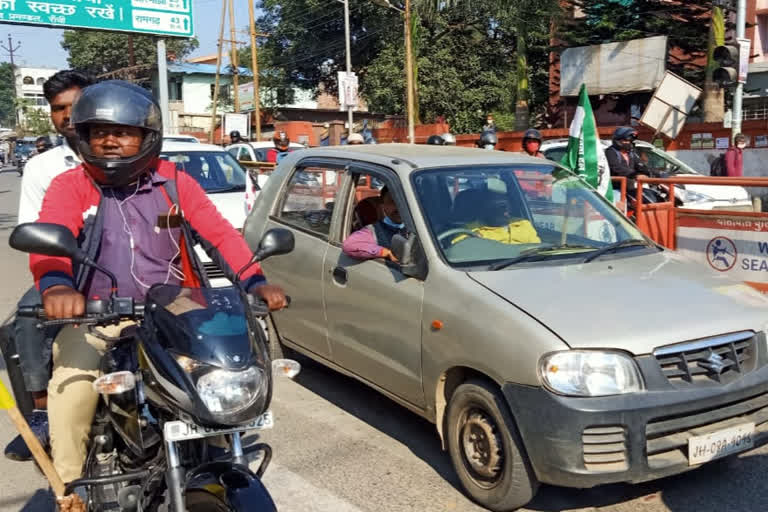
top-left (582, 239), bottom-right (655, 263)
top-left (489, 244), bottom-right (595, 271)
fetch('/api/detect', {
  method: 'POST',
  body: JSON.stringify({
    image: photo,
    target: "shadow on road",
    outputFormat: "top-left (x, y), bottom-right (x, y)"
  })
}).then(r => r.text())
top-left (0, 488), bottom-right (54, 511)
top-left (293, 359), bottom-right (464, 492)
top-left (294, 359), bottom-right (768, 512)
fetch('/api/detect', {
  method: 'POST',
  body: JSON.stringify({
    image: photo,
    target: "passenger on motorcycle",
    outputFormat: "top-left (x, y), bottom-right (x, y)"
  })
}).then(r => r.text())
top-left (605, 126), bottom-right (650, 199)
top-left (520, 129), bottom-right (545, 158)
top-left (265, 131), bottom-right (292, 163)
top-left (476, 130), bottom-right (498, 150)
top-left (29, 80), bottom-right (287, 488)
top-left (5, 70), bottom-right (95, 462)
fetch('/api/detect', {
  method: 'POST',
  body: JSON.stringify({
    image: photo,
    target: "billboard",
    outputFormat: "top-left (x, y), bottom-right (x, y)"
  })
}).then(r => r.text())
top-left (561, 36), bottom-right (668, 97)
top-left (0, 0), bottom-right (193, 37)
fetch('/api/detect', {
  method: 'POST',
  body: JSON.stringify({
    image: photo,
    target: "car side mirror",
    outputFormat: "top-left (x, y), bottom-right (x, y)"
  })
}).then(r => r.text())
top-left (10, 223), bottom-right (84, 262)
top-left (236, 228), bottom-right (295, 282)
top-left (391, 233), bottom-right (427, 280)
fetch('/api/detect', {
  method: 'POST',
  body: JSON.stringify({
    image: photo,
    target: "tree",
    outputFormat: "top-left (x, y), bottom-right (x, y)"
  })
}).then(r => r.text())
top-left (16, 99), bottom-right (53, 136)
top-left (61, 30), bottom-right (199, 75)
top-left (0, 63), bottom-right (16, 128)
top-left (702, 5), bottom-right (726, 122)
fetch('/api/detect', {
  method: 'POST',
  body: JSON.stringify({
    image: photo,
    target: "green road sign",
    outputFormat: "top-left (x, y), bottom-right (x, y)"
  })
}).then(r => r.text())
top-left (0, 0), bottom-right (193, 37)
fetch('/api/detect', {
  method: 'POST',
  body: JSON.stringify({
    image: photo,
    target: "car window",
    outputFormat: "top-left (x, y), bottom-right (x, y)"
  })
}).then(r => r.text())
top-left (412, 164), bottom-right (647, 268)
top-left (347, 173), bottom-right (387, 234)
top-left (277, 166), bottom-right (344, 238)
top-left (543, 147), bottom-right (567, 163)
top-left (238, 146), bottom-right (254, 162)
top-left (158, 150), bottom-right (247, 193)
top-left (227, 146), bottom-right (239, 159)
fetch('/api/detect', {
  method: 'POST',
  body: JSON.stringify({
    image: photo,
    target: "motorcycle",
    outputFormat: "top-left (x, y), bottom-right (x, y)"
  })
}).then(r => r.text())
top-left (8, 222), bottom-right (296, 512)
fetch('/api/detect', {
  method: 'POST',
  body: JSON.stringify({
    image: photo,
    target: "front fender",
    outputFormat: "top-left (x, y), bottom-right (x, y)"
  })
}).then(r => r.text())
top-left (185, 461), bottom-right (277, 512)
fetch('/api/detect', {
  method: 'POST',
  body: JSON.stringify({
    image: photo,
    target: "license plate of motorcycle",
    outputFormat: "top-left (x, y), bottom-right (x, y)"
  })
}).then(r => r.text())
top-left (687, 422), bottom-right (754, 466)
top-left (163, 411), bottom-right (274, 442)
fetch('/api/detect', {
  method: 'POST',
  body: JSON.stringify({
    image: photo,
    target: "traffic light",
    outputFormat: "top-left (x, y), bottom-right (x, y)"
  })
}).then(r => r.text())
top-left (713, 44), bottom-right (740, 86)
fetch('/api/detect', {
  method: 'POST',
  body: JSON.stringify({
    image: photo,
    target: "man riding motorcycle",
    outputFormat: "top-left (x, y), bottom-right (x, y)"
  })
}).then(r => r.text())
top-left (520, 128), bottom-right (545, 158)
top-left (476, 130), bottom-right (498, 150)
top-left (28, 80), bottom-right (287, 495)
top-left (265, 131), bottom-right (292, 163)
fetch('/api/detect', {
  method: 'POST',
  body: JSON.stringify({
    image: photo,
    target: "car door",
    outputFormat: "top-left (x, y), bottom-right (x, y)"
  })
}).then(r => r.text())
top-left (261, 160), bottom-right (346, 360)
top-left (322, 165), bottom-right (426, 408)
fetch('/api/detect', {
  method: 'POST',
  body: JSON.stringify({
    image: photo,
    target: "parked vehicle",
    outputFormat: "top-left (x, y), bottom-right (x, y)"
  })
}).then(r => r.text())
top-left (541, 139), bottom-right (753, 210)
top-left (245, 144), bottom-right (768, 511)
top-left (8, 222), bottom-right (296, 512)
top-left (158, 141), bottom-right (253, 286)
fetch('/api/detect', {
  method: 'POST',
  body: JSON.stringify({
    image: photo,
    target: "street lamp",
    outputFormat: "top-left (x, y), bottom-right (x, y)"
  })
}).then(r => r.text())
top-left (373, 0), bottom-right (415, 144)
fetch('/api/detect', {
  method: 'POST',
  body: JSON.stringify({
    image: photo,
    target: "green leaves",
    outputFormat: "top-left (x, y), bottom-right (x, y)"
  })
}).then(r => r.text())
top-left (61, 30), bottom-right (199, 75)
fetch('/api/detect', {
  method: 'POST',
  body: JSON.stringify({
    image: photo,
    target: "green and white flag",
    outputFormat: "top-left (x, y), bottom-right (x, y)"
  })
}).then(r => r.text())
top-left (561, 84), bottom-right (613, 202)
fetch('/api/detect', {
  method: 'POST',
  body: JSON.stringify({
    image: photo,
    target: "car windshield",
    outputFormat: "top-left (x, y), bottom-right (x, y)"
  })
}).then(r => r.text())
top-left (159, 150), bottom-right (247, 193)
top-left (412, 164), bottom-right (651, 268)
top-left (635, 146), bottom-right (697, 175)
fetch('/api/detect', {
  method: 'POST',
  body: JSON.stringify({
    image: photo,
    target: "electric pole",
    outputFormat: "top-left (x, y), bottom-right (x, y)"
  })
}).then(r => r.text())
top-left (1, 34), bottom-right (21, 129)
top-left (247, 0), bottom-right (266, 141)
top-left (209, 0), bottom-right (228, 143)
top-left (732, 0), bottom-right (746, 137)
top-left (343, 0), bottom-right (353, 137)
top-left (228, 0), bottom-right (240, 112)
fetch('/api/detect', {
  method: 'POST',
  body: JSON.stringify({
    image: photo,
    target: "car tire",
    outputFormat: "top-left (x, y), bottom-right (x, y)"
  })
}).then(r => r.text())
top-left (446, 379), bottom-right (538, 511)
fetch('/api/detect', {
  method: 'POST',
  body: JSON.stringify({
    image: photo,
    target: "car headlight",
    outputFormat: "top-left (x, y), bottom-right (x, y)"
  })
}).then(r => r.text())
top-left (684, 190), bottom-right (714, 203)
top-left (538, 351), bottom-right (644, 397)
top-left (196, 367), bottom-right (265, 417)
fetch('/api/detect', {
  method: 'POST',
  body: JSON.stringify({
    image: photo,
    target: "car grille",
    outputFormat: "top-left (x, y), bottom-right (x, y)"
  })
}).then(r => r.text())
top-left (582, 426), bottom-right (628, 472)
top-left (653, 331), bottom-right (756, 387)
top-left (645, 391), bottom-right (768, 469)
top-left (203, 261), bottom-right (226, 280)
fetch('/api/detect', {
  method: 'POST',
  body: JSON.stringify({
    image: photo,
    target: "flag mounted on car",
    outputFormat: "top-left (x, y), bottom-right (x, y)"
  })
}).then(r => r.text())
top-left (561, 84), bottom-right (613, 202)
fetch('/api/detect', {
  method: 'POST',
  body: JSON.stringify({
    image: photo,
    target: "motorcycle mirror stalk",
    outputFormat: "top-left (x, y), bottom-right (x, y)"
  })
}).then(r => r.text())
top-left (235, 228), bottom-right (295, 283)
top-left (10, 223), bottom-right (120, 296)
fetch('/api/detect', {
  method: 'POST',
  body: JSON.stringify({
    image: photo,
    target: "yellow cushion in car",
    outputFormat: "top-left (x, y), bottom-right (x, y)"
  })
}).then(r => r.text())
top-left (454, 219), bottom-right (541, 245)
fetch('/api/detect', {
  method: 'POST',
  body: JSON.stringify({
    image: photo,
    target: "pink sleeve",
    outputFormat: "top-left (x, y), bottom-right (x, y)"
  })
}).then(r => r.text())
top-left (725, 149), bottom-right (737, 177)
top-left (342, 226), bottom-right (383, 260)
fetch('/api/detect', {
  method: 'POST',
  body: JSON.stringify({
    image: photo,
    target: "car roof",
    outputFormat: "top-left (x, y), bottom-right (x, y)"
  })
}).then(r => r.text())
top-left (161, 141), bottom-right (228, 152)
top-left (282, 143), bottom-right (552, 173)
top-left (226, 142), bottom-right (305, 149)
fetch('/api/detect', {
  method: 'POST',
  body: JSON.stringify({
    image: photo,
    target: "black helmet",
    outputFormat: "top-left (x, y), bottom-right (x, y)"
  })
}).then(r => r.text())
top-left (72, 80), bottom-right (162, 187)
top-left (522, 128), bottom-right (542, 143)
top-left (478, 130), bottom-right (498, 149)
top-left (230, 130), bottom-right (241, 142)
top-left (426, 134), bottom-right (445, 145)
top-left (612, 126), bottom-right (637, 151)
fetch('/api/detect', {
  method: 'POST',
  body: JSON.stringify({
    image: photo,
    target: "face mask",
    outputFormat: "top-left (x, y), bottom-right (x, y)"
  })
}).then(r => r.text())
top-left (525, 141), bottom-right (540, 154)
top-left (737, 143), bottom-right (747, 149)
top-left (483, 144), bottom-right (495, 150)
top-left (382, 216), bottom-right (404, 229)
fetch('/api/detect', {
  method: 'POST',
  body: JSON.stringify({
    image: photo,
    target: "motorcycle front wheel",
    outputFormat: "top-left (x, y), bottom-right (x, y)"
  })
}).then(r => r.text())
top-left (185, 490), bottom-right (230, 512)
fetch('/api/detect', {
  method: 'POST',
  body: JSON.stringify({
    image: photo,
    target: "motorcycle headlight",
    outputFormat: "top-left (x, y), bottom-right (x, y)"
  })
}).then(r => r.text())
top-left (174, 354), bottom-right (266, 418)
top-left (196, 366), bottom-right (265, 417)
top-left (538, 351), bottom-right (644, 397)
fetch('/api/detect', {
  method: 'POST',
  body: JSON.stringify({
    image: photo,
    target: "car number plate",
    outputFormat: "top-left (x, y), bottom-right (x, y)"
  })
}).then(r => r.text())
top-left (688, 422), bottom-right (754, 466)
top-left (163, 411), bottom-right (274, 442)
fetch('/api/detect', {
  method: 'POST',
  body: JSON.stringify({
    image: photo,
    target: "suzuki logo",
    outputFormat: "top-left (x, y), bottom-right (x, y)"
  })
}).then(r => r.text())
top-left (699, 350), bottom-right (727, 375)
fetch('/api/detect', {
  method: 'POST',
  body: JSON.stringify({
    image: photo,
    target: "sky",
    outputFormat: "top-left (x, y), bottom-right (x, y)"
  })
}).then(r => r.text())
top-left (0, 0), bottom-right (253, 69)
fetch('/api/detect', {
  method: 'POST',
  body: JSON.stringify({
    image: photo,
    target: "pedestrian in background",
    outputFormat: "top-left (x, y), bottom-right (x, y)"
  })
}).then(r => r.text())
top-left (725, 133), bottom-right (747, 177)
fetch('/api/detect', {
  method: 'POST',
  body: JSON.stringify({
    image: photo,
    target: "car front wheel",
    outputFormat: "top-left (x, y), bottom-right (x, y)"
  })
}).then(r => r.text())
top-left (446, 380), bottom-right (538, 511)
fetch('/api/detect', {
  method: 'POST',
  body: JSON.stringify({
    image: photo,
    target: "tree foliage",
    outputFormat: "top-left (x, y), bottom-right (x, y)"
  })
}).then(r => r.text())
top-left (558, 0), bottom-right (710, 85)
top-left (0, 63), bottom-right (16, 127)
top-left (255, 0), bottom-right (559, 132)
top-left (61, 30), bottom-right (198, 75)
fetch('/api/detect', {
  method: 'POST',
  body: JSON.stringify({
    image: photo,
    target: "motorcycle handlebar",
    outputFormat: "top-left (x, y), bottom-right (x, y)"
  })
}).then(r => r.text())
top-left (17, 299), bottom-right (142, 328)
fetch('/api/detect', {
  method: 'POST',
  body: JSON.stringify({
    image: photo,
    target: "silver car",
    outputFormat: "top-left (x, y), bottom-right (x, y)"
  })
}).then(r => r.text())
top-left (244, 144), bottom-right (768, 511)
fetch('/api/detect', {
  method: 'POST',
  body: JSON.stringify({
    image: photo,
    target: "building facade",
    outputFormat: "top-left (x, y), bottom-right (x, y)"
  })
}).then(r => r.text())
top-left (14, 66), bottom-right (59, 123)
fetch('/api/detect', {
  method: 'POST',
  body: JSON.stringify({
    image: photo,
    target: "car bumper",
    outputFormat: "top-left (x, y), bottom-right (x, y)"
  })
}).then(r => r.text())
top-left (502, 366), bottom-right (768, 488)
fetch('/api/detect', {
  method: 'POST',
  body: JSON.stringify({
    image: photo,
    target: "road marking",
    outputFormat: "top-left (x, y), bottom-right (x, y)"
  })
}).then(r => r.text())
top-left (262, 461), bottom-right (364, 512)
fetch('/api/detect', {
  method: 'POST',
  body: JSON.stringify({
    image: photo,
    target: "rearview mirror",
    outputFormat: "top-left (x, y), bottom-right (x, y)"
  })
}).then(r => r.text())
top-left (255, 228), bottom-right (295, 262)
top-left (10, 223), bottom-right (84, 261)
top-left (391, 233), bottom-right (427, 280)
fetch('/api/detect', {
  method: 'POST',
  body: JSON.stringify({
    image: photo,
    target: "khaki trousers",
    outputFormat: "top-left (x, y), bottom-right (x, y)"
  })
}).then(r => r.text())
top-left (48, 322), bottom-right (134, 483)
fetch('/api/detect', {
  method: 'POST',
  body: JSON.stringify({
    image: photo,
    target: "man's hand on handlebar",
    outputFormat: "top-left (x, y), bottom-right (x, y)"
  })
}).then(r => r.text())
top-left (42, 285), bottom-right (85, 319)
top-left (253, 284), bottom-right (288, 311)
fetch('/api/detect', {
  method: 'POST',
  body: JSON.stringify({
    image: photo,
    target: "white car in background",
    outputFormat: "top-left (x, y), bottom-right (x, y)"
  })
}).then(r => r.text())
top-left (163, 134), bottom-right (200, 143)
top-left (541, 139), bottom-right (752, 210)
top-left (158, 141), bottom-right (252, 285)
